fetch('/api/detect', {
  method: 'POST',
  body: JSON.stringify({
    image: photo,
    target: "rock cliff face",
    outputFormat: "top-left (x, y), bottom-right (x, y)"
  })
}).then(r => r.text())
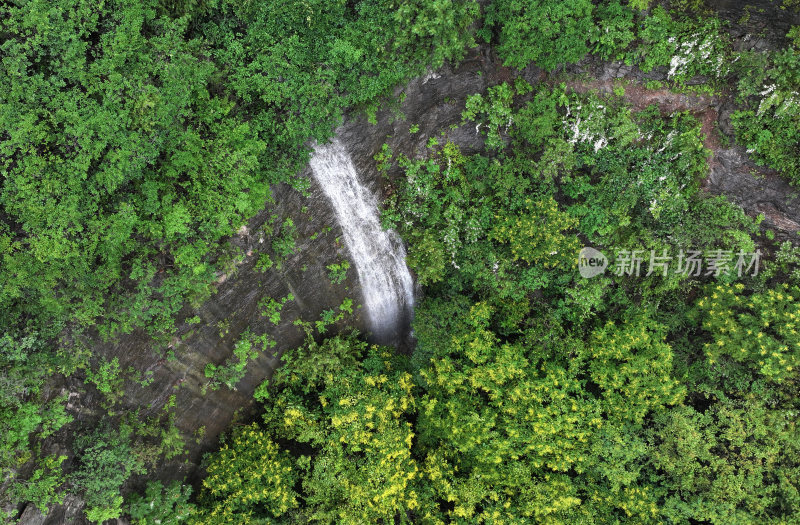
top-left (49, 177), bottom-right (367, 500)
top-left (21, 15), bottom-right (800, 520)
top-left (22, 44), bottom-right (511, 525)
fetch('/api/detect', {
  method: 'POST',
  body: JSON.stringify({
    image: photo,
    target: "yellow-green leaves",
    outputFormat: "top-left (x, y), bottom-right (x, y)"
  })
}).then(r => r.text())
top-left (490, 196), bottom-right (579, 269)
top-left (696, 283), bottom-right (800, 381)
top-left (229, 335), bottom-right (422, 522)
top-left (199, 424), bottom-right (298, 522)
top-left (587, 317), bottom-right (684, 423)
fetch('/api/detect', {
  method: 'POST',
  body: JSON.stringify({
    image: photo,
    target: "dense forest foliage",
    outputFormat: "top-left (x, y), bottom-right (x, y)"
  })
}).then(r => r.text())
top-left (2, 0), bottom-right (800, 523)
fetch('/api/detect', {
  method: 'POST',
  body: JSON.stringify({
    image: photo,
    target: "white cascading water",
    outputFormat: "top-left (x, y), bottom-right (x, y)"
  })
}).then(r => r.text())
top-left (308, 137), bottom-right (415, 344)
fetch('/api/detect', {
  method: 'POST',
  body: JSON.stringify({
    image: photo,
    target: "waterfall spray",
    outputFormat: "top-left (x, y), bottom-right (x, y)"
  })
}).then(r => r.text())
top-left (309, 137), bottom-right (414, 344)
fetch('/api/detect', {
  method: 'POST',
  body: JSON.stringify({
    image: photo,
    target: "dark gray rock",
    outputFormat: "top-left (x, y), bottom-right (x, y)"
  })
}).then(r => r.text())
top-left (708, 0), bottom-right (800, 51)
top-left (708, 147), bottom-right (800, 241)
top-left (16, 506), bottom-right (45, 525)
top-left (16, 494), bottom-right (86, 525)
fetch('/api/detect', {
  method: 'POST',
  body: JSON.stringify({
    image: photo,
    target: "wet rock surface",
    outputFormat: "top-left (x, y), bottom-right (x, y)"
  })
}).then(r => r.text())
top-left (709, 148), bottom-right (800, 237)
top-left (708, 0), bottom-right (800, 51)
top-left (21, 178), bottom-right (366, 522)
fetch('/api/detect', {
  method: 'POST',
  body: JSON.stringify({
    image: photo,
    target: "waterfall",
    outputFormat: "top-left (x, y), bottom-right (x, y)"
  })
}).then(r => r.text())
top-left (308, 137), bottom-right (415, 344)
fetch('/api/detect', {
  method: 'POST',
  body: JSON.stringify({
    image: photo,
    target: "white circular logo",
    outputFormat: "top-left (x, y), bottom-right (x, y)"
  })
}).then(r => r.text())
top-left (578, 247), bottom-right (607, 278)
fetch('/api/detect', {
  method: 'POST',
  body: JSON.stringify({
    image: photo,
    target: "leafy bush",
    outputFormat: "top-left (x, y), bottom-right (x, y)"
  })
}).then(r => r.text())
top-left (85, 358), bottom-right (124, 405)
top-left (201, 334), bottom-right (420, 523)
top-left (259, 293), bottom-right (295, 325)
top-left (271, 218), bottom-right (298, 270)
top-left (694, 283), bottom-right (800, 380)
top-left (648, 400), bottom-right (800, 523)
top-left (0, 333), bottom-right (72, 511)
top-left (590, 0), bottom-right (637, 61)
top-left (392, 0), bottom-right (481, 68)
top-left (204, 329), bottom-right (275, 391)
top-left (462, 82), bottom-right (518, 150)
top-left (71, 424), bottom-right (146, 523)
top-left (636, 7), bottom-right (731, 85)
top-left (127, 481), bottom-right (196, 525)
top-left (325, 260), bottom-right (350, 285)
top-left (314, 298), bottom-right (353, 335)
top-left (197, 424), bottom-right (298, 523)
top-left (8, 455), bottom-right (67, 514)
top-left (732, 41), bottom-right (800, 183)
top-left (483, 0), bottom-right (594, 70)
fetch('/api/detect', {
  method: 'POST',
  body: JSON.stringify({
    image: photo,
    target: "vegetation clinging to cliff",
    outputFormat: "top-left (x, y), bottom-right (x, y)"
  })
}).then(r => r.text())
top-left (3, 0), bottom-right (800, 522)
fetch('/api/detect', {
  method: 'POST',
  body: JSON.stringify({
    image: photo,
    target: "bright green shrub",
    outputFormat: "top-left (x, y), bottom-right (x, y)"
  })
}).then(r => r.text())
top-left (204, 329), bottom-right (275, 391)
top-left (326, 260), bottom-right (350, 285)
top-left (732, 42), bottom-right (800, 184)
top-left (8, 455), bottom-right (67, 514)
top-left (85, 357), bottom-right (123, 405)
top-left (412, 299), bottom-right (680, 522)
top-left (393, 0), bottom-right (481, 68)
top-left (590, 0), bottom-right (637, 61)
top-left (648, 400), bottom-right (800, 522)
top-left (636, 7), bottom-right (731, 85)
top-left (199, 334), bottom-right (423, 523)
top-left (462, 82), bottom-right (517, 150)
top-left (483, 0), bottom-right (594, 70)
top-left (71, 425), bottom-right (146, 523)
top-left (0, 332), bottom-right (72, 511)
top-left (127, 481), bottom-right (197, 525)
top-left (695, 283), bottom-right (800, 381)
top-left (489, 196), bottom-right (579, 267)
top-left (261, 335), bottom-right (422, 523)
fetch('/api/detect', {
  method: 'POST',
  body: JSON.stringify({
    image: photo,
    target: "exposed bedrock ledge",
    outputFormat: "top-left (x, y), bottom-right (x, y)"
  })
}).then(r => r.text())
top-left (564, 62), bottom-right (800, 241)
top-left (708, 147), bottom-right (800, 237)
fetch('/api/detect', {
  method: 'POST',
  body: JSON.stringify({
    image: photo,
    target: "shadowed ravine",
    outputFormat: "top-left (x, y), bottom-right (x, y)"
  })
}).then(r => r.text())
top-left (309, 137), bottom-right (415, 345)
